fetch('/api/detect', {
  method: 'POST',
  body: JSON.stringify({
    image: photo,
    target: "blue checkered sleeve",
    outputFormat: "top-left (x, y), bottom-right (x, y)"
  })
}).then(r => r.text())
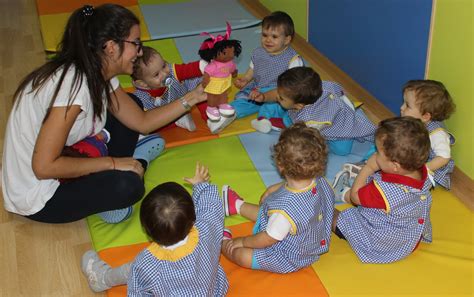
top-left (127, 259), bottom-right (154, 296)
top-left (192, 182), bottom-right (224, 222)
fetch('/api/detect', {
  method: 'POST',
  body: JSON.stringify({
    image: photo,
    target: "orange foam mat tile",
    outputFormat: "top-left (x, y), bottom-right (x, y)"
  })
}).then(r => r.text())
top-left (36, 0), bottom-right (138, 15)
top-left (158, 107), bottom-right (218, 148)
top-left (100, 222), bottom-right (328, 297)
top-left (221, 222), bottom-right (329, 297)
top-left (122, 82), bottom-right (255, 148)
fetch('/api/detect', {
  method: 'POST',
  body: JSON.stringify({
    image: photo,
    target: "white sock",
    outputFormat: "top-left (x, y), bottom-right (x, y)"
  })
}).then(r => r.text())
top-left (235, 199), bottom-right (244, 214)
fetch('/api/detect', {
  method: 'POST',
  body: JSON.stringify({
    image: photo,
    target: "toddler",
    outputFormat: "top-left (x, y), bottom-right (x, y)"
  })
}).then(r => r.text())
top-left (221, 123), bottom-right (334, 273)
top-left (132, 46), bottom-right (206, 131)
top-left (255, 66), bottom-right (376, 156)
top-left (333, 80), bottom-right (456, 187)
top-left (400, 79), bottom-right (456, 189)
top-left (81, 163), bottom-right (229, 295)
top-left (333, 116), bottom-right (434, 263)
top-left (133, 46), bottom-right (235, 134)
top-left (231, 11), bottom-right (303, 121)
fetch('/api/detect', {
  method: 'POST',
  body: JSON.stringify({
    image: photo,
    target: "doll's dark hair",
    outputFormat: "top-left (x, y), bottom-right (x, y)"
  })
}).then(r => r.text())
top-left (277, 67), bottom-right (323, 105)
top-left (375, 116), bottom-right (430, 171)
top-left (198, 39), bottom-right (242, 62)
top-left (140, 182), bottom-right (196, 246)
top-left (273, 122), bottom-right (328, 180)
top-left (402, 80), bottom-right (455, 121)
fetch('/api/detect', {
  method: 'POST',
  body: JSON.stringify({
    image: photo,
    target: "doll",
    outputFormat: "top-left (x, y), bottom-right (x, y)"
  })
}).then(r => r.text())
top-left (199, 22), bottom-right (242, 121)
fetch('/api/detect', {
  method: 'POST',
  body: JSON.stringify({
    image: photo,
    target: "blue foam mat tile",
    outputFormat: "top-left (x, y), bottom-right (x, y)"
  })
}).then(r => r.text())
top-left (239, 131), bottom-right (282, 187)
top-left (239, 131), bottom-right (374, 188)
top-left (140, 0), bottom-right (260, 40)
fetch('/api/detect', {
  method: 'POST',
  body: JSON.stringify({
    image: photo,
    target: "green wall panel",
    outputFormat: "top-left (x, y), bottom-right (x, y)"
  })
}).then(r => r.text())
top-left (428, 0), bottom-right (473, 178)
top-left (260, 0), bottom-right (308, 39)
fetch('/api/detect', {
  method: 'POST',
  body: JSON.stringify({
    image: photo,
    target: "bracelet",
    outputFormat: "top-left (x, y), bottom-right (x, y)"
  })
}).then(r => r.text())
top-left (180, 97), bottom-right (192, 111)
top-left (110, 157), bottom-right (115, 170)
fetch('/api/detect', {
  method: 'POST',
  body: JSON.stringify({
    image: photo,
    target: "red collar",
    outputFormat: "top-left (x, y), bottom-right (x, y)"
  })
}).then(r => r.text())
top-left (381, 166), bottom-right (427, 190)
top-left (137, 87), bottom-right (167, 98)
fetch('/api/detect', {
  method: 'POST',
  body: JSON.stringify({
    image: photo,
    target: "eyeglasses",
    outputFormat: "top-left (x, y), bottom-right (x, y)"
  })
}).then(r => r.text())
top-left (118, 39), bottom-right (143, 53)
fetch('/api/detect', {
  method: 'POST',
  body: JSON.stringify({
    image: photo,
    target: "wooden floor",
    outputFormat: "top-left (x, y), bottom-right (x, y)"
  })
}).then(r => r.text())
top-left (0, 0), bottom-right (101, 296)
top-left (0, 1), bottom-right (471, 296)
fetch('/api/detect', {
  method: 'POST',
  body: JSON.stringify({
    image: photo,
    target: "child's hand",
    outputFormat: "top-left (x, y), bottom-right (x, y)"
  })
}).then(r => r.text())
top-left (234, 77), bottom-right (249, 89)
top-left (249, 90), bottom-right (265, 102)
top-left (221, 237), bottom-right (244, 255)
top-left (184, 162), bottom-right (210, 185)
top-left (202, 73), bottom-right (210, 88)
top-left (187, 84), bottom-right (207, 105)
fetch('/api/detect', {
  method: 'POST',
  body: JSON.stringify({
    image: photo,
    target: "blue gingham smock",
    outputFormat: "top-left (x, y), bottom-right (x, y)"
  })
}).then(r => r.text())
top-left (134, 62), bottom-right (202, 111)
top-left (336, 166), bottom-right (434, 264)
top-left (287, 81), bottom-right (376, 142)
top-left (252, 46), bottom-right (300, 89)
top-left (426, 121), bottom-right (455, 190)
top-left (253, 177), bottom-right (335, 273)
top-left (127, 182), bottom-right (228, 296)
top-left (236, 46), bottom-right (301, 99)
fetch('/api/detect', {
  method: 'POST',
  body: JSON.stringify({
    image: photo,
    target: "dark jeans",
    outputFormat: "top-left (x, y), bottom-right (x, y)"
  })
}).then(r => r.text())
top-left (27, 94), bottom-right (146, 223)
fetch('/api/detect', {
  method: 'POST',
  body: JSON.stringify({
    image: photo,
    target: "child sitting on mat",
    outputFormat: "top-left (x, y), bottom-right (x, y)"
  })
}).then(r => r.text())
top-left (254, 66), bottom-right (376, 156)
top-left (220, 123), bottom-right (335, 273)
top-left (132, 46), bottom-right (204, 131)
top-left (332, 116), bottom-right (434, 263)
top-left (400, 80), bottom-right (456, 189)
top-left (132, 46), bottom-right (235, 134)
top-left (81, 163), bottom-right (229, 295)
top-left (335, 79), bottom-right (457, 191)
top-left (231, 11), bottom-right (303, 121)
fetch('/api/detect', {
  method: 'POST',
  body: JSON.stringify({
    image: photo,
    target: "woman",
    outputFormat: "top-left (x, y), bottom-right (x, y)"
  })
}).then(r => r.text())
top-left (1, 4), bottom-right (206, 223)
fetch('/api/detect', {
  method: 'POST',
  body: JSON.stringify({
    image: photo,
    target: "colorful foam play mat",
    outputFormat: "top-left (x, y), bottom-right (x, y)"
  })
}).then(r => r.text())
top-left (41, 0), bottom-right (472, 295)
top-left (36, 0), bottom-right (260, 52)
top-left (87, 132), bottom-right (473, 296)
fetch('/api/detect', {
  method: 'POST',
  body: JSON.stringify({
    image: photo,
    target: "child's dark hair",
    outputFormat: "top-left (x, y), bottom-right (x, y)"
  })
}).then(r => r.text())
top-left (140, 182), bottom-right (196, 246)
top-left (277, 67), bottom-right (323, 105)
top-left (198, 39), bottom-right (242, 62)
top-left (375, 116), bottom-right (430, 171)
top-left (403, 80), bottom-right (455, 121)
top-left (131, 46), bottom-right (160, 81)
top-left (262, 11), bottom-right (295, 39)
top-left (14, 4), bottom-right (139, 121)
top-left (273, 122), bottom-right (328, 180)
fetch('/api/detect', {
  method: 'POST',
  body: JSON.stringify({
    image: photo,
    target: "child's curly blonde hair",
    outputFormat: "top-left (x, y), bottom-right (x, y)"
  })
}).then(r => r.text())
top-left (403, 80), bottom-right (455, 121)
top-left (272, 122), bottom-right (328, 180)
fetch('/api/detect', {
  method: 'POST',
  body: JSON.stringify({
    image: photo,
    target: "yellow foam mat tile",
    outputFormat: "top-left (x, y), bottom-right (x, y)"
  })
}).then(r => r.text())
top-left (314, 188), bottom-right (473, 297)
